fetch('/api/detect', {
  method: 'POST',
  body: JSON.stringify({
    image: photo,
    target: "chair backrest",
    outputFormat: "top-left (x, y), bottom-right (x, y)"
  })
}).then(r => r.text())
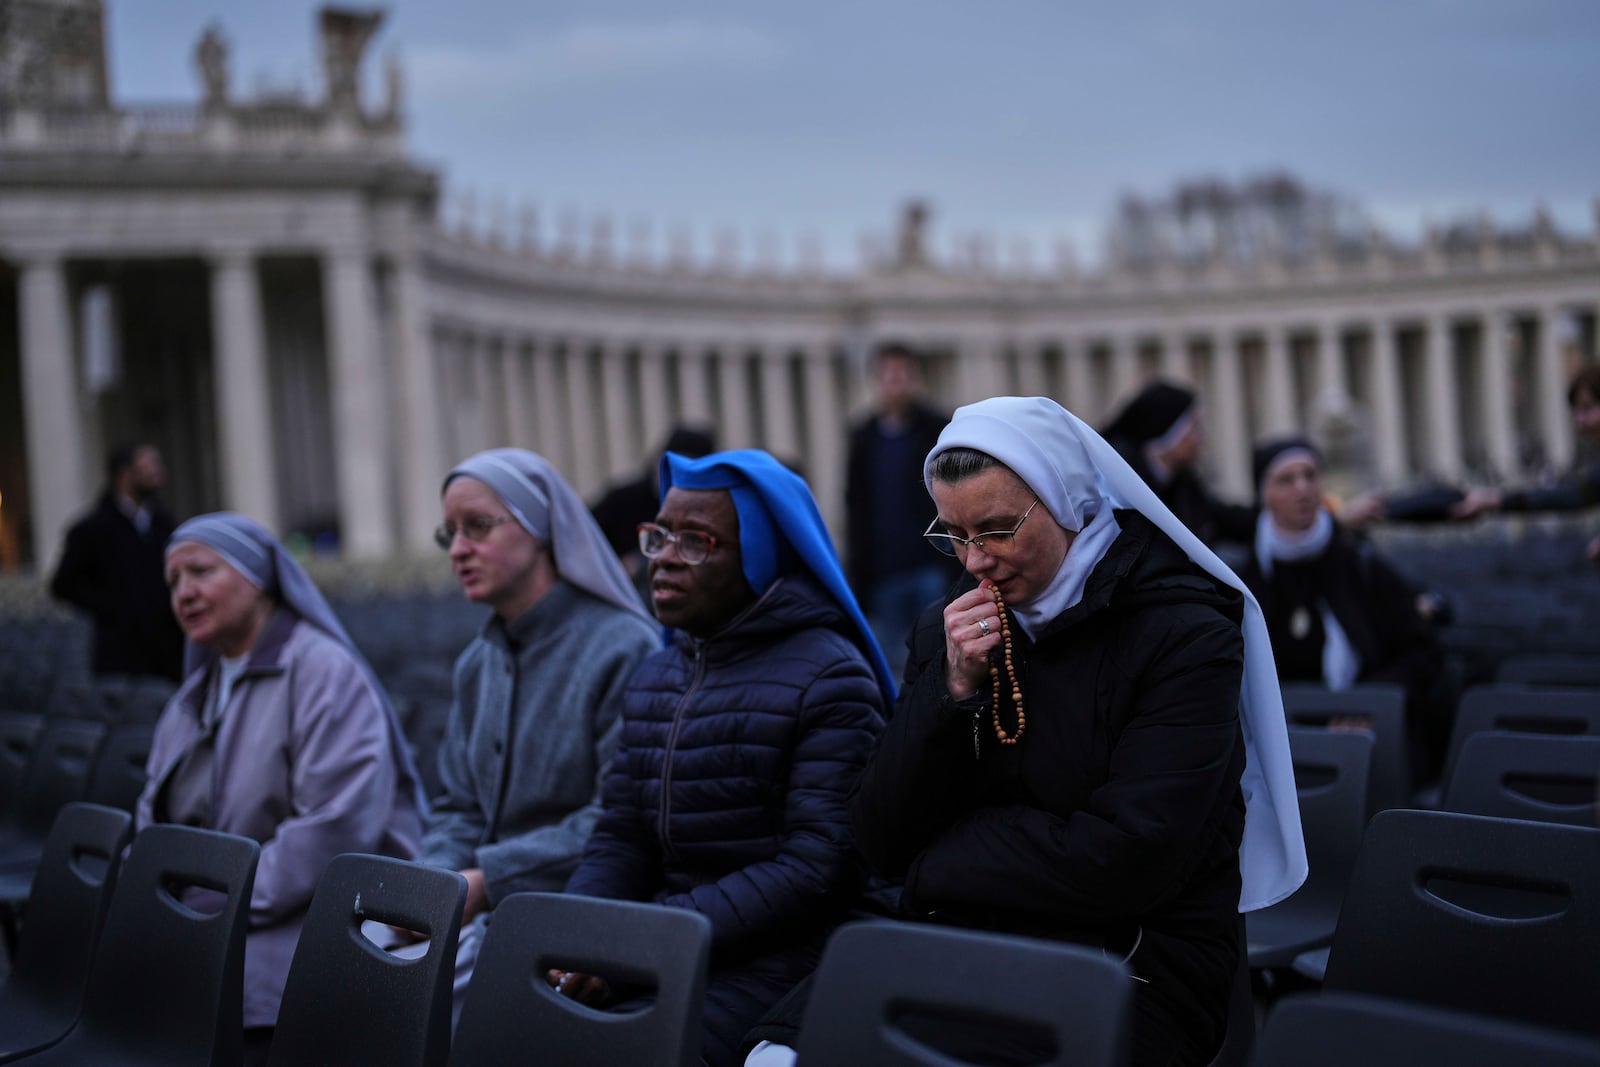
top-left (1323, 809), bottom-right (1600, 1036)
top-left (794, 921), bottom-right (1133, 1067)
top-left (0, 710), bottom-right (45, 820)
top-left (1443, 732), bottom-right (1600, 827)
top-left (1252, 991), bottom-right (1600, 1067)
top-left (1496, 653), bottom-right (1600, 689)
top-left (1279, 684), bottom-right (1407, 813)
top-left (268, 855), bottom-right (467, 1067)
top-left (16, 719), bottom-right (106, 838)
top-left (453, 891), bottom-right (713, 1067)
top-left (0, 803), bottom-right (133, 1059)
top-left (62, 824), bottom-right (260, 1065)
top-left (84, 722), bottom-right (155, 813)
top-left (1442, 685), bottom-right (1600, 787)
top-left (1281, 727), bottom-right (1375, 918)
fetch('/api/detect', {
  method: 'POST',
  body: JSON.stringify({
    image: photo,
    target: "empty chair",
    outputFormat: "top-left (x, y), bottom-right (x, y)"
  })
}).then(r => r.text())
top-left (1496, 653), bottom-right (1600, 689)
top-left (1252, 991), bottom-right (1600, 1066)
top-left (0, 720), bottom-right (106, 870)
top-left (1279, 684), bottom-right (1408, 813)
top-left (1441, 685), bottom-right (1600, 787)
top-left (1442, 732), bottom-right (1600, 827)
top-left (453, 891), bottom-right (712, 1067)
top-left (1323, 809), bottom-right (1600, 1037)
top-left (83, 723), bottom-right (154, 814)
top-left (1246, 728), bottom-right (1374, 975)
top-left (0, 713), bottom-right (44, 820)
top-left (794, 921), bottom-right (1133, 1067)
top-left (0, 803), bottom-right (133, 1062)
top-left (266, 855), bottom-right (466, 1067)
top-left (9, 823), bottom-right (260, 1066)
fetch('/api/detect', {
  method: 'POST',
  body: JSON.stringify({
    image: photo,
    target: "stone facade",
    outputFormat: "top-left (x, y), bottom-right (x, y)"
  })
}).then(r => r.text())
top-left (1, 4), bottom-right (1597, 570)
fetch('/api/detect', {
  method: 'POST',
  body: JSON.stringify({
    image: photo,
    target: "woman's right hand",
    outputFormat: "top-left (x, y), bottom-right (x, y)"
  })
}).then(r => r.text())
top-left (944, 582), bottom-right (1003, 701)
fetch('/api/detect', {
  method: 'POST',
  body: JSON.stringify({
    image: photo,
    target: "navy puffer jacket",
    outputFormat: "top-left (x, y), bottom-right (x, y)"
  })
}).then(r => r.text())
top-left (566, 571), bottom-right (886, 960)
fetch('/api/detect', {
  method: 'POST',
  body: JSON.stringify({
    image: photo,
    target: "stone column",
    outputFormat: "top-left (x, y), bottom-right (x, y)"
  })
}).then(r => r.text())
top-left (716, 343), bottom-right (754, 448)
top-left (1015, 340), bottom-right (1050, 398)
top-left (1161, 330), bottom-right (1188, 382)
top-left (1537, 306), bottom-right (1575, 470)
top-left (323, 248), bottom-right (393, 557)
top-left (638, 341), bottom-right (672, 453)
top-left (502, 340), bottom-right (534, 450)
top-left (208, 249), bottom-right (281, 532)
top-left (1479, 311), bottom-right (1519, 480)
top-left (600, 340), bottom-right (637, 482)
top-left (1423, 313), bottom-right (1464, 481)
top-left (1207, 332), bottom-right (1250, 500)
top-left (801, 341), bottom-right (846, 538)
top-left (16, 251), bottom-right (91, 573)
top-left (389, 252), bottom-right (445, 549)
top-left (563, 338), bottom-right (604, 495)
top-left (1316, 321), bottom-right (1348, 419)
top-left (678, 347), bottom-right (713, 425)
top-left (1108, 334), bottom-right (1142, 409)
top-left (1368, 320), bottom-right (1408, 484)
top-left (530, 337), bottom-right (569, 474)
top-left (956, 335), bottom-right (996, 404)
top-left (1262, 325), bottom-right (1296, 436)
top-left (758, 347), bottom-right (802, 461)
top-left (1062, 336), bottom-right (1097, 422)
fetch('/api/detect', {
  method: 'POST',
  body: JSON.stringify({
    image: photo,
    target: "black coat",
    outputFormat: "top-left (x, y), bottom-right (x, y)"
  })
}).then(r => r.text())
top-left (851, 511), bottom-right (1246, 1066)
top-left (845, 403), bottom-right (952, 594)
top-left (50, 494), bottom-right (183, 681)
top-left (1113, 438), bottom-right (1255, 548)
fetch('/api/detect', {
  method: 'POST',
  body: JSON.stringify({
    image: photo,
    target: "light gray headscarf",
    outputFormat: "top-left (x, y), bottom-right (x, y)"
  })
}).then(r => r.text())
top-left (924, 396), bottom-right (1307, 913)
top-left (444, 448), bottom-right (651, 622)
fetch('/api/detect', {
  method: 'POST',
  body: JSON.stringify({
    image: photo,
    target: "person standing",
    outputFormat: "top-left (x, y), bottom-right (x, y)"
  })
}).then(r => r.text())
top-left (51, 443), bottom-right (184, 681)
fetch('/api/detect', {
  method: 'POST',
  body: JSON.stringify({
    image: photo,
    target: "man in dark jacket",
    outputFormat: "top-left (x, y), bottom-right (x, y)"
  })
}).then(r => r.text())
top-left (50, 443), bottom-right (183, 681)
top-left (560, 449), bottom-right (891, 1067)
top-left (845, 343), bottom-right (958, 666)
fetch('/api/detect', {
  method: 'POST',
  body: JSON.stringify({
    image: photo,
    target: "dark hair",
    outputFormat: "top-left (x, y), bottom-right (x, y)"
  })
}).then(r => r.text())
top-left (928, 447), bottom-right (1003, 485)
top-left (874, 341), bottom-right (924, 369)
top-left (1567, 365), bottom-right (1600, 409)
top-left (105, 442), bottom-right (147, 484)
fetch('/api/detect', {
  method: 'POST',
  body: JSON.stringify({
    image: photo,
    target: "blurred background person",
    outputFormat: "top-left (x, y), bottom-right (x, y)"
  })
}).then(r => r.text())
top-left (846, 342), bottom-right (958, 670)
top-left (138, 513), bottom-right (424, 1065)
top-left (591, 424), bottom-right (717, 604)
top-left (415, 448), bottom-right (658, 1019)
top-left (50, 442), bottom-right (184, 681)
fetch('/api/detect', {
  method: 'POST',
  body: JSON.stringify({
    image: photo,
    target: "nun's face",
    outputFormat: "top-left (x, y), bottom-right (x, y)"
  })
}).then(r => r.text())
top-left (166, 543), bottom-right (272, 658)
top-left (1262, 457), bottom-right (1323, 533)
top-left (442, 477), bottom-right (546, 622)
top-left (929, 466), bottom-right (1073, 606)
top-left (649, 487), bottom-right (754, 638)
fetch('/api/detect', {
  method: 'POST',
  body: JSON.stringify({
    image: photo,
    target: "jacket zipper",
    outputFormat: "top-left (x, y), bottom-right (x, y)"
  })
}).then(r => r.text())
top-left (656, 642), bottom-right (709, 865)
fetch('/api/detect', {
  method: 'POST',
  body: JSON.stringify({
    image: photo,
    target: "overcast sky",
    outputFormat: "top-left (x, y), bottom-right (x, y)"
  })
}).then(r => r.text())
top-left (108, 1), bottom-right (1600, 267)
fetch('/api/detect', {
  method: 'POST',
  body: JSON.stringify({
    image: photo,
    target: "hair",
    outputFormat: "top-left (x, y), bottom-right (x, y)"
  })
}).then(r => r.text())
top-left (105, 442), bottom-right (149, 484)
top-left (1567, 364), bottom-right (1600, 409)
top-left (874, 341), bottom-right (924, 370)
top-left (928, 447), bottom-right (1004, 485)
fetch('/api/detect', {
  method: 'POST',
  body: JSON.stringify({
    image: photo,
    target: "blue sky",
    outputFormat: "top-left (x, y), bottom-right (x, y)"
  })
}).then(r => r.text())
top-left (108, 1), bottom-right (1600, 267)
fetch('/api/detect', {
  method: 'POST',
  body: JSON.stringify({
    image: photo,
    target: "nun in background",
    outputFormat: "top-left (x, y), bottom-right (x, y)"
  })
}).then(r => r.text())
top-left (850, 396), bottom-right (1305, 1067)
top-left (138, 513), bottom-right (424, 1065)
top-left (1241, 435), bottom-right (1454, 784)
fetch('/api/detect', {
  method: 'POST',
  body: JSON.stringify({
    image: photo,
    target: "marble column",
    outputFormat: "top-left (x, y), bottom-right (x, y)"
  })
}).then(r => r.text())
top-left (758, 347), bottom-right (801, 462)
top-left (1537, 306), bottom-right (1575, 470)
top-left (1108, 334), bottom-right (1142, 409)
top-left (389, 253), bottom-right (445, 550)
top-left (801, 341), bottom-right (845, 538)
top-left (530, 337), bottom-right (569, 475)
top-left (1161, 331), bottom-right (1188, 382)
top-left (600, 341), bottom-right (637, 481)
top-left (1015, 340), bottom-right (1050, 398)
top-left (637, 341), bottom-right (672, 453)
top-left (677, 347), bottom-right (713, 425)
top-left (16, 251), bottom-right (91, 573)
top-left (1206, 332), bottom-right (1250, 500)
top-left (956, 335), bottom-right (997, 404)
top-left (1423, 313), bottom-right (1464, 481)
top-left (563, 338), bottom-right (604, 495)
top-left (1062, 336), bottom-right (1097, 422)
top-left (716, 344), bottom-right (754, 449)
top-left (1368, 321), bottom-right (1408, 485)
top-left (323, 248), bottom-right (394, 557)
top-left (1262, 326), bottom-right (1296, 436)
top-left (1479, 311), bottom-right (1519, 480)
top-left (208, 249), bottom-right (280, 533)
top-left (502, 340), bottom-right (535, 451)
top-left (1316, 321), bottom-right (1348, 419)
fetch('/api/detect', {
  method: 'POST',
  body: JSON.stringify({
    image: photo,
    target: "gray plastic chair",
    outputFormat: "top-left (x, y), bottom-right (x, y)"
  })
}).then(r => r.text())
top-left (267, 855), bottom-right (467, 1067)
top-left (1324, 809), bottom-right (1600, 1037)
top-left (795, 921), bottom-right (1134, 1067)
top-left (1279, 684), bottom-right (1407, 814)
top-left (1495, 654), bottom-right (1600, 689)
top-left (1252, 991), bottom-right (1600, 1066)
top-left (11, 823), bottom-right (260, 1066)
top-left (1441, 685), bottom-right (1600, 788)
top-left (1442, 732), bottom-right (1600, 827)
top-left (0, 803), bottom-right (132, 1063)
top-left (453, 891), bottom-right (713, 1067)
top-left (0, 720), bottom-right (105, 870)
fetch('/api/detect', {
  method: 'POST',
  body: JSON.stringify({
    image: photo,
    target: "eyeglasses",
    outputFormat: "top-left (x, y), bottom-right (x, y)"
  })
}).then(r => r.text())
top-left (923, 498), bottom-right (1040, 557)
top-left (637, 523), bottom-right (719, 566)
top-left (434, 515), bottom-right (511, 551)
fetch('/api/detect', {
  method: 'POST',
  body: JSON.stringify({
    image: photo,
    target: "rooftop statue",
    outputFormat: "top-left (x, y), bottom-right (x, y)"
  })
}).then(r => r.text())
top-left (194, 24), bottom-right (229, 109)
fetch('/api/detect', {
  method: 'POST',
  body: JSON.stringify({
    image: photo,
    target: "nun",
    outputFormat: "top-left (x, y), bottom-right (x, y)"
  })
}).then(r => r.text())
top-left (851, 396), bottom-right (1305, 1067)
top-left (138, 513), bottom-right (424, 1063)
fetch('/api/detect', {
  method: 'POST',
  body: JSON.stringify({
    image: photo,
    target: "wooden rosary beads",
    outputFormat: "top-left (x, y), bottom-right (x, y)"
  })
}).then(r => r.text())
top-left (987, 584), bottom-right (1025, 745)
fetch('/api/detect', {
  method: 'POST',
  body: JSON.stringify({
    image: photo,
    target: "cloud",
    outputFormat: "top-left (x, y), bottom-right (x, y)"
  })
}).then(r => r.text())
top-left (410, 21), bottom-right (784, 100)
